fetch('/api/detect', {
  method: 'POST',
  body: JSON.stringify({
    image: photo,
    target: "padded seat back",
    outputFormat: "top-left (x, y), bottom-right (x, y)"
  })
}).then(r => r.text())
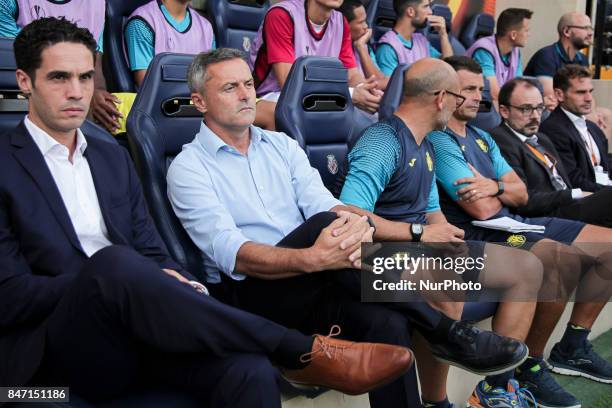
top-left (207, 0), bottom-right (270, 52)
top-left (460, 13), bottom-right (494, 48)
top-left (104, 0), bottom-right (150, 92)
top-left (275, 56), bottom-right (374, 192)
top-left (378, 63), bottom-right (410, 121)
top-left (126, 52), bottom-right (204, 279)
top-left (370, 0), bottom-right (396, 42)
top-left (0, 37), bottom-right (17, 95)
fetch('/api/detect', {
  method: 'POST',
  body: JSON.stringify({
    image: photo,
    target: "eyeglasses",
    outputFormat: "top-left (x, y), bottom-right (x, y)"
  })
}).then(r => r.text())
top-left (432, 89), bottom-right (466, 108)
top-left (567, 25), bottom-right (594, 32)
top-left (507, 104), bottom-right (546, 116)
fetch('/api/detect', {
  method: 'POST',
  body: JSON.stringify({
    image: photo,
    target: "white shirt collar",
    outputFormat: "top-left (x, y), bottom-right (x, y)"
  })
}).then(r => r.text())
top-left (24, 115), bottom-right (88, 158)
top-left (561, 107), bottom-right (587, 128)
top-left (505, 122), bottom-right (537, 144)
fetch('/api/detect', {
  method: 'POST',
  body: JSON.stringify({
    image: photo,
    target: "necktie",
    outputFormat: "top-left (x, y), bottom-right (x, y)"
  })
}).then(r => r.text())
top-left (524, 137), bottom-right (567, 191)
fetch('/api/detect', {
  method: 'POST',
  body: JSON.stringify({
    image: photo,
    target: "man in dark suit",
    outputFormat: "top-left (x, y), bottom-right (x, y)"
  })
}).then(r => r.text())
top-left (491, 77), bottom-right (612, 227)
top-left (539, 64), bottom-right (611, 192)
top-left (0, 17), bottom-right (414, 405)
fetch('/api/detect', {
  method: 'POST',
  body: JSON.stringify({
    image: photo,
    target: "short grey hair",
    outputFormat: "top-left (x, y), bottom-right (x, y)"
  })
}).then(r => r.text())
top-left (187, 48), bottom-right (248, 93)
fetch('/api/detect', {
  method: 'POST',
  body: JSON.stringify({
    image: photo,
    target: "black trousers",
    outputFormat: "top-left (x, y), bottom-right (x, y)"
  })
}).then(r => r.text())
top-left (554, 186), bottom-right (612, 227)
top-left (230, 212), bottom-right (423, 408)
top-left (34, 245), bottom-right (308, 407)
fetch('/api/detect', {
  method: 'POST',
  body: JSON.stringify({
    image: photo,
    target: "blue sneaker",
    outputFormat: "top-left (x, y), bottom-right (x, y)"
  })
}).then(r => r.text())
top-left (467, 379), bottom-right (535, 407)
top-left (515, 362), bottom-right (581, 408)
top-left (549, 341), bottom-right (612, 384)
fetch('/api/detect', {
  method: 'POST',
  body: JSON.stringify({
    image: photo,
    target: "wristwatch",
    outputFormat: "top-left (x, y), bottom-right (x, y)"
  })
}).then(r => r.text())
top-left (410, 223), bottom-right (424, 242)
top-left (366, 216), bottom-right (377, 236)
top-left (494, 181), bottom-right (505, 197)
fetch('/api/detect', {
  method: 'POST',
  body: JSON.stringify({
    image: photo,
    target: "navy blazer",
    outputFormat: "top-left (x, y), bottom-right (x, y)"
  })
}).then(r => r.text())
top-left (0, 122), bottom-right (189, 387)
top-left (540, 106), bottom-right (610, 192)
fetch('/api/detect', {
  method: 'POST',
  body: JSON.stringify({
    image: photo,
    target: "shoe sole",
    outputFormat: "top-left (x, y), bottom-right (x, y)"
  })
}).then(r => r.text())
top-left (523, 394), bottom-right (581, 408)
top-left (433, 345), bottom-right (529, 376)
top-left (549, 365), bottom-right (612, 384)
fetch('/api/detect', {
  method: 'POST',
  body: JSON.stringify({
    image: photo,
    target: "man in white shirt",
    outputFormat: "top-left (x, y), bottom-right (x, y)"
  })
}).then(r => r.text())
top-left (0, 16), bottom-right (414, 403)
top-left (540, 64), bottom-right (611, 192)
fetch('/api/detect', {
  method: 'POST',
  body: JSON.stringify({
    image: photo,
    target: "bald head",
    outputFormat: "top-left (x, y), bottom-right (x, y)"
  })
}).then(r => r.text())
top-left (558, 12), bottom-right (590, 34)
top-left (403, 58), bottom-right (459, 101)
top-left (557, 12), bottom-right (593, 48)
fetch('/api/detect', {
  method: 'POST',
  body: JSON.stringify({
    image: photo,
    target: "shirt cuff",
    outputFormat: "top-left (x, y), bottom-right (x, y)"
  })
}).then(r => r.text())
top-left (212, 232), bottom-right (250, 281)
top-left (189, 280), bottom-right (209, 295)
top-left (571, 188), bottom-right (583, 199)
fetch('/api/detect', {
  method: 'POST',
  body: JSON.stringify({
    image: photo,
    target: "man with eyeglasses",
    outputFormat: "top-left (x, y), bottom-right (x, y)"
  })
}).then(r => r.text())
top-left (429, 56), bottom-right (612, 408)
top-left (489, 77), bottom-right (612, 227)
top-left (525, 12), bottom-right (592, 110)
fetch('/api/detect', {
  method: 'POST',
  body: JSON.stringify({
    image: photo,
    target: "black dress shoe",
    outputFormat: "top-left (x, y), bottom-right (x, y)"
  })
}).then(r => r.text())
top-left (429, 321), bottom-right (528, 375)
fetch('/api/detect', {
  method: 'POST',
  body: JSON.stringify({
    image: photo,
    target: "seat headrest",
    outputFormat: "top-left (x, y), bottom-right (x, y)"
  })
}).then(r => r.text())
top-left (0, 37), bottom-right (18, 93)
top-left (128, 52), bottom-right (201, 156)
top-left (207, 0), bottom-right (269, 51)
top-left (460, 13), bottom-right (495, 48)
top-left (378, 63), bottom-right (410, 121)
top-left (104, 0), bottom-right (151, 92)
top-left (276, 56), bottom-right (353, 146)
top-left (371, 0), bottom-right (396, 42)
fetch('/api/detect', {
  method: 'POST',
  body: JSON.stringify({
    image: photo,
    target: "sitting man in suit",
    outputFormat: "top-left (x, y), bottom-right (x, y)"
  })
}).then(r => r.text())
top-left (540, 64), bottom-right (611, 191)
top-left (491, 77), bottom-right (612, 227)
top-left (0, 17), bottom-right (414, 405)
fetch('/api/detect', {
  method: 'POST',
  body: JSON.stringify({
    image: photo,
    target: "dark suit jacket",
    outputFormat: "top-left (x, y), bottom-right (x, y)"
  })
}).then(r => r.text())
top-left (539, 106), bottom-right (609, 192)
top-left (0, 122), bottom-right (191, 387)
top-left (490, 124), bottom-right (574, 217)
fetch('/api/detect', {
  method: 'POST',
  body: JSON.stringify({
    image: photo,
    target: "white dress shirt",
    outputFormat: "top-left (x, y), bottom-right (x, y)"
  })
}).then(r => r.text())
top-left (25, 116), bottom-right (113, 256)
top-left (506, 123), bottom-right (583, 199)
top-left (561, 107), bottom-right (602, 166)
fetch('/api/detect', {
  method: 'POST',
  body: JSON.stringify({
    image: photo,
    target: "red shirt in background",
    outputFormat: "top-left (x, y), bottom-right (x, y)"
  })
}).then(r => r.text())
top-left (253, 7), bottom-right (356, 84)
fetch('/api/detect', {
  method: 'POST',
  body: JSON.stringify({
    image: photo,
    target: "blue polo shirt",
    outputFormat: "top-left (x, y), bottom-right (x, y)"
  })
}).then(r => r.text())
top-left (339, 117), bottom-right (441, 223)
top-left (524, 41), bottom-right (588, 77)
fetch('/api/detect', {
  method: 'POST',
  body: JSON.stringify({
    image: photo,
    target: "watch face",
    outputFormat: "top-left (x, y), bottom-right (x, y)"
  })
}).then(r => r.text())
top-left (413, 224), bottom-right (423, 234)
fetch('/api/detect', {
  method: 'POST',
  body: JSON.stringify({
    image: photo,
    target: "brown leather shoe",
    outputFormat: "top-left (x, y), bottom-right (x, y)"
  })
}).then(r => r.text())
top-left (281, 325), bottom-right (414, 395)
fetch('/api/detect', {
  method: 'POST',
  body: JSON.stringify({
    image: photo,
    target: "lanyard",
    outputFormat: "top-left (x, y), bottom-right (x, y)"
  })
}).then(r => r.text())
top-left (583, 132), bottom-right (599, 166)
top-left (525, 143), bottom-right (555, 171)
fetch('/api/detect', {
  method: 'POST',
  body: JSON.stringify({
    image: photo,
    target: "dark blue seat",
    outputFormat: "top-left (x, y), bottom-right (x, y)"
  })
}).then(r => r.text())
top-left (370, 0), bottom-right (395, 42)
top-left (378, 63), bottom-right (410, 121)
top-left (125, 53), bottom-right (204, 279)
top-left (103, 0), bottom-right (150, 92)
top-left (0, 37), bottom-right (17, 96)
top-left (275, 56), bottom-right (375, 192)
top-left (364, 0), bottom-right (380, 39)
top-left (426, 4), bottom-right (466, 56)
top-left (206, 0), bottom-right (270, 52)
top-left (468, 77), bottom-right (501, 132)
top-left (459, 12), bottom-right (494, 49)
